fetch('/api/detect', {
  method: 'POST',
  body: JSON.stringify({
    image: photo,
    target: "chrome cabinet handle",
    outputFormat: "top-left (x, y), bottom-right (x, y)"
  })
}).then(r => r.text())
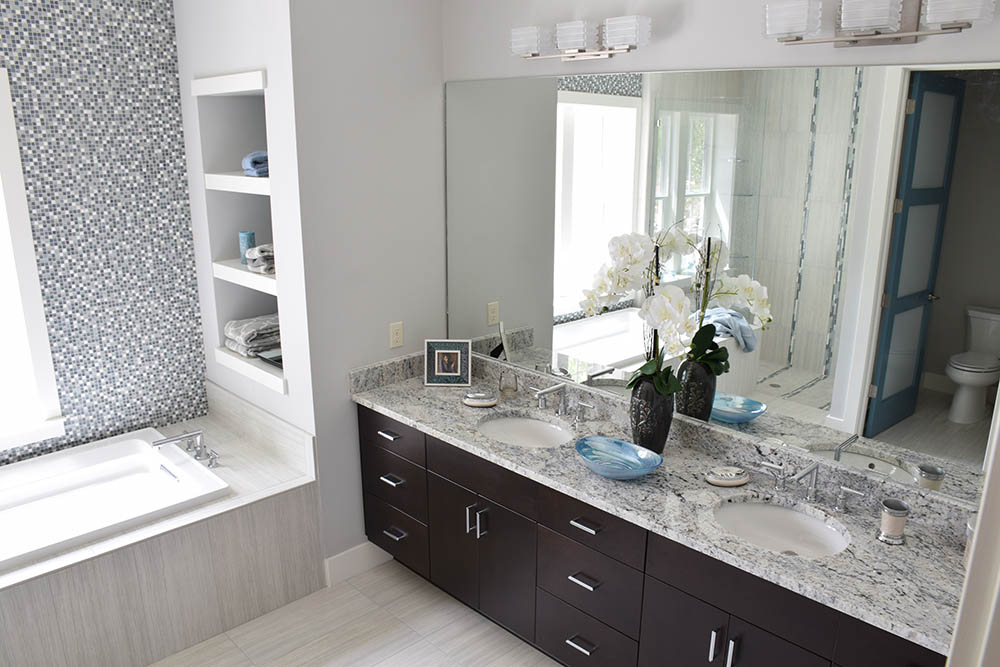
top-left (569, 517), bottom-right (601, 536)
top-left (565, 635), bottom-right (597, 656)
top-left (382, 526), bottom-right (408, 542)
top-left (475, 508), bottom-right (488, 539)
top-left (377, 430), bottom-right (401, 441)
top-left (708, 629), bottom-right (720, 662)
top-left (465, 504), bottom-right (477, 534)
top-left (726, 638), bottom-right (737, 667)
top-left (567, 572), bottom-right (600, 592)
top-left (378, 473), bottom-right (405, 488)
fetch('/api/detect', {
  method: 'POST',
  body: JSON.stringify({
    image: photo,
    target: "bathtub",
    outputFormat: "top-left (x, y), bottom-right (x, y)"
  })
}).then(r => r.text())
top-left (0, 428), bottom-right (230, 572)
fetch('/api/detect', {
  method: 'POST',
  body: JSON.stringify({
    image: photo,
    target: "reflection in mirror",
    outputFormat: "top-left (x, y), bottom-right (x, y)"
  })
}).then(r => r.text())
top-left (446, 68), bottom-right (1000, 503)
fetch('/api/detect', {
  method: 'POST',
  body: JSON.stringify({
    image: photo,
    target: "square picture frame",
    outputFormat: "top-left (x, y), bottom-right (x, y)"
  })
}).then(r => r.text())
top-left (425, 339), bottom-right (472, 386)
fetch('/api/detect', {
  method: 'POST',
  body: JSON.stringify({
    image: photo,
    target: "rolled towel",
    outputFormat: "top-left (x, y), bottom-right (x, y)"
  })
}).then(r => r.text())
top-left (244, 166), bottom-right (269, 177)
top-left (241, 151), bottom-right (269, 178)
top-left (224, 313), bottom-right (279, 347)
top-left (245, 244), bottom-right (274, 260)
top-left (247, 257), bottom-right (275, 275)
top-left (225, 337), bottom-right (280, 358)
top-left (703, 307), bottom-right (757, 353)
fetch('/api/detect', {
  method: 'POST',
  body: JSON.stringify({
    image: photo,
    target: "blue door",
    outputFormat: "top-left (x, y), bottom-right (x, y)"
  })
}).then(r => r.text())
top-left (864, 72), bottom-right (965, 437)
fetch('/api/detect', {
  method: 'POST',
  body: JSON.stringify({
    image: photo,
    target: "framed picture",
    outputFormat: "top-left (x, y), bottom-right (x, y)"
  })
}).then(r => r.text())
top-left (425, 339), bottom-right (472, 386)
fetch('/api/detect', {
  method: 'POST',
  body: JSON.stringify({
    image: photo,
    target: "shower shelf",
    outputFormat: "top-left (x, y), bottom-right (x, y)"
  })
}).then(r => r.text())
top-left (212, 259), bottom-right (277, 296)
top-left (214, 346), bottom-right (286, 394)
top-left (204, 171), bottom-right (270, 196)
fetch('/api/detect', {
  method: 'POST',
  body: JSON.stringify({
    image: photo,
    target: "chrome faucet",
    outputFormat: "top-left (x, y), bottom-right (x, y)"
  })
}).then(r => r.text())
top-left (529, 383), bottom-right (568, 415)
top-left (834, 434), bottom-right (859, 462)
top-left (790, 462), bottom-right (820, 502)
top-left (760, 461), bottom-right (790, 491)
top-left (834, 485), bottom-right (866, 513)
top-left (152, 430), bottom-right (209, 461)
top-left (584, 367), bottom-right (615, 386)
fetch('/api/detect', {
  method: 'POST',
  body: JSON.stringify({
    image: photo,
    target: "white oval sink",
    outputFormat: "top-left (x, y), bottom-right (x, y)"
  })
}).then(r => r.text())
top-left (812, 450), bottom-right (918, 485)
top-left (714, 500), bottom-right (849, 558)
top-left (477, 416), bottom-right (574, 449)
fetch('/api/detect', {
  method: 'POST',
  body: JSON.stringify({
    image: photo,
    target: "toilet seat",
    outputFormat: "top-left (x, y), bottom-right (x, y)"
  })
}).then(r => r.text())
top-left (949, 351), bottom-right (1000, 373)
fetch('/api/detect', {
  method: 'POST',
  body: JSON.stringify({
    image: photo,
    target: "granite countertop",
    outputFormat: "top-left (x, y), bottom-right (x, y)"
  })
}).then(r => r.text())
top-left (353, 376), bottom-right (965, 655)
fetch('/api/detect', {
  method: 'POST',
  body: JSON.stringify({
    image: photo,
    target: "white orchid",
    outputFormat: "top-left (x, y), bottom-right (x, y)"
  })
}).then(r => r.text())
top-left (639, 284), bottom-right (695, 358)
top-left (712, 274), bottom-right (772, 327)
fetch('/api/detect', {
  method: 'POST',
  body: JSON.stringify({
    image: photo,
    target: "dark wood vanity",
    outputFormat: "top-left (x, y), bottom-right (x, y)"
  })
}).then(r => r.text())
top-left (358, 405), bottom-right (945, 667)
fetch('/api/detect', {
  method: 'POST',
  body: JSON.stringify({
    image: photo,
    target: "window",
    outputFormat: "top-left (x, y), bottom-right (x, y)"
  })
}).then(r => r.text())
top-left (0, 69), bottom-right (64, 448)
top-left (553, 91), bottom-right (642, 316)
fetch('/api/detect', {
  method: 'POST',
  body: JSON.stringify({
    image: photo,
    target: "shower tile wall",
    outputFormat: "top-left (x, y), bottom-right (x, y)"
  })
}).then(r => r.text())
top-left (0, 0), bottom-right (206, 465)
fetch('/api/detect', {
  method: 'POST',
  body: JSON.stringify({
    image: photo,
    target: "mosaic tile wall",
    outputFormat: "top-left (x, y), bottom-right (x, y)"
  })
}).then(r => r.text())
top-left (0, 0), bottom-right (207, 465)
top-left (558, 73), bottom-right (642, 98)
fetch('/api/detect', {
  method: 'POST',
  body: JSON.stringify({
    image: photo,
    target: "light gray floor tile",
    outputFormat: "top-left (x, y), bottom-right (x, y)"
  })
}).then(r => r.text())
top-left (425, 610), bottom-right (526, 666)
top-left (148, 634), bottom-right (253, 667)
top-left (269, 608), bottom-right (421, 667)
top-left (371, 639), bottom-right (453, 667)
top-left (347, 560), bottom-right (427, 607)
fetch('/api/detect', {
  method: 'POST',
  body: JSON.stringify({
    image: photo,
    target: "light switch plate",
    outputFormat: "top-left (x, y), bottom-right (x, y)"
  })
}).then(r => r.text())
top-left (389, 321), bottom-right (404, 349)
top-left (487, 301), bottom-right (500, 326)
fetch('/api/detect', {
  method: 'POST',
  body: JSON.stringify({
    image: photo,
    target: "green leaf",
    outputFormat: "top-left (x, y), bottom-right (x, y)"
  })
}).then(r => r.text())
top-left (637, 357), bottom-right (659, 376)
top-left (692, 324), bottom-right (716, 350)
top-left (653, 373), bottom-right (669, 396)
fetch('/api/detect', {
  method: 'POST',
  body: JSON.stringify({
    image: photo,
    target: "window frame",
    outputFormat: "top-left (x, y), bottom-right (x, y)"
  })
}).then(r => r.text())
top-left (0, 68), bottom-right (65, 448)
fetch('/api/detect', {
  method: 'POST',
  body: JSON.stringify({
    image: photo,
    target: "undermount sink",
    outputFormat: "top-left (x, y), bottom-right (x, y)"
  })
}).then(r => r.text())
top-left (812, 450), bottom-right (918, 485)
top-left (477, 414), bottom-right (574, 449)
top-left (714, 498), bottom-right (850, 558)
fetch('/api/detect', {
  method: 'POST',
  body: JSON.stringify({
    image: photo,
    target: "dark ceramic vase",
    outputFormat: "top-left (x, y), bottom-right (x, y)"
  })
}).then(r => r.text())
top-left (675, 360), bottom-right (717, 421)
top-left (629, 379), bottom-right (674, 454)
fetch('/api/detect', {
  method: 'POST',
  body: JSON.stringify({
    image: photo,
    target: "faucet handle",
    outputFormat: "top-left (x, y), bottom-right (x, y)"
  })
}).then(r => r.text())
top-left (576, 402), bottom-right (595, 423)
top-left (759, 461), bottom-right (791, 491)
top-left (835, 486), bottom-right (865, 513)
top-left (206, 449), bottom-right (220, 468)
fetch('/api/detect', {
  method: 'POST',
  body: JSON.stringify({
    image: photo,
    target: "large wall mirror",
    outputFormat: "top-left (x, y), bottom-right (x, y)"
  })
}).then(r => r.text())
top-left (446, 67), bottom-right (1000, 504)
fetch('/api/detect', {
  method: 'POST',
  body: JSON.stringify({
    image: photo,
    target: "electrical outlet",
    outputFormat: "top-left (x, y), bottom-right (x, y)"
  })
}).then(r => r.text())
top-left (487, 301), bottom-right (500, 326)
top-left (389, 321), bottom-right (404, 349)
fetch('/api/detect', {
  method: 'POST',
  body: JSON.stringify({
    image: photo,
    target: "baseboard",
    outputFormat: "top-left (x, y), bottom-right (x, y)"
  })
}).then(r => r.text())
top-left (324, 541), bottom-right (392, 587)
top-left (922, 372), bottom-right (956, 395)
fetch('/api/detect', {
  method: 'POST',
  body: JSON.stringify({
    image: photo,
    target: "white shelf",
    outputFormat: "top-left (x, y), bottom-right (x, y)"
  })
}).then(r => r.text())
top-left (205, 171), bottom-right (270, 196)
top-left (214, 346), bottom-right (286, 394)
top-left (192, 70), bottom-right (266, 97)
top-left (212, 259), bottom-right (277, 295)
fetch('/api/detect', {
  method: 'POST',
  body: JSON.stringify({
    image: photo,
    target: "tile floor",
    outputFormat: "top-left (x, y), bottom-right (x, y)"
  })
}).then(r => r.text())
top-left (150, 560), bottom-right (558, 667)
top-left (875, 389), bottom-right (992, 467)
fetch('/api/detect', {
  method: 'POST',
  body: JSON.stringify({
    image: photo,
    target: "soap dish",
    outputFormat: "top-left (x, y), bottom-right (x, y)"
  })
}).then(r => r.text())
top-left (705, 466), bottom-right (750, 487)
top-left (463, 392), bottom-right (498, 408)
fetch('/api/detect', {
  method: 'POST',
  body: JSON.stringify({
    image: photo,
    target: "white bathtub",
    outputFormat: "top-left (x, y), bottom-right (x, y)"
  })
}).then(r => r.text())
top-left (0, 428), bottom-right (230, 572)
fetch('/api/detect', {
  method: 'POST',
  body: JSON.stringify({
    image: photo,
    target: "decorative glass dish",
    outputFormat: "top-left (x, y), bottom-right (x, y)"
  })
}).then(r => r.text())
top-left (575, 436), bottom-right (663, 480)
top-left (711, 393), bottom-right (767, 423)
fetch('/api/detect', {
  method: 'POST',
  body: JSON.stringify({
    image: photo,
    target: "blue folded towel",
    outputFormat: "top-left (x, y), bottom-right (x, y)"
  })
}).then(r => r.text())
top-left (703, 307), bottom-right (757, 352)
top-left (241, 151), bottom-right (268, 177)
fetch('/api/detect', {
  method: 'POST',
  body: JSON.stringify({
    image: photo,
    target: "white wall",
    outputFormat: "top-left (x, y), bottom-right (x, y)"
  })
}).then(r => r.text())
top-left (441, 0), bottom-right (1000, 82)
top-left (174, 0), bottom-right (315, 433)
top-left (446, 78), bottom-right (557, 349)
top-left (289, 0), bottom-right (447, 557)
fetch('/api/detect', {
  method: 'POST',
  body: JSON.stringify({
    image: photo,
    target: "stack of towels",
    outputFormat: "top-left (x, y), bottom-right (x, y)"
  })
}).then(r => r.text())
top-left (242, 150), bottom-right (268, 177)
top-left (224, 313), bottom-right (280, 358)
top-left (245, 243), bottom-right (275, 275)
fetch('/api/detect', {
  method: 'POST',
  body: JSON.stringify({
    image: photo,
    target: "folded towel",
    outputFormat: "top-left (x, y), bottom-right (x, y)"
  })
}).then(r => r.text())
top-left (225, 337), bottom-right (280, 358)
top-left (224, 313), bottom-right (279, 347)
top-left (241, 151), bottom-right (268, 170)
top-left (703, 307), bottom-right (757, 353)
top-left (244, 166), bottom-right (269, 178)
top-left (245, 244), bottom-right (274, 260)
top-left (247, 257), bottom-right (275, 275)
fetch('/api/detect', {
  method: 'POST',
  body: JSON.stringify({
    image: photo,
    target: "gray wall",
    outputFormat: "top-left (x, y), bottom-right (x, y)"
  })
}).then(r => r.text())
top-left (925, 76), bottom-right (1000, 376)
top-left (0, 0), bottom-right (205, 465)
top-left (446, 77), bottom-right (557, 349)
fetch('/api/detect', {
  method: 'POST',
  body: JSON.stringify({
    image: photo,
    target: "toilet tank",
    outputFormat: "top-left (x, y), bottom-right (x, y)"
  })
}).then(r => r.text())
top-left (967, 306), bottom-right (1000, 354)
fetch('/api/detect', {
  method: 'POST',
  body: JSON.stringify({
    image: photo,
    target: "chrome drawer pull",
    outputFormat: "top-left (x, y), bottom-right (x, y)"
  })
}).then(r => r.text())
top-left (378, 473), bottom-right (405, 488)
top-left (708, 629), bottom-right (720, 662)
top-left (726, 638), bottom-right (737, 667)
top-left (565, 635), bottom-right (597, 656)
top-left (567, 572), bottom-right (599, 592)
top-left (382, 526), bottom-right (408, 542)
top-left (377, 430), bottom-right (401, 441)
top-left (475, 508), bottom-right (488, 539)
top-left (465, 504), bottom-right (477, 534)
top-left (569, 517), bottom-right (601, 536)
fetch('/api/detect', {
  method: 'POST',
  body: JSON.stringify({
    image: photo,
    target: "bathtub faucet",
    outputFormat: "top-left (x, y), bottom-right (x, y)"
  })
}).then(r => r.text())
top-left (152, 431), bottom-right (208, 460)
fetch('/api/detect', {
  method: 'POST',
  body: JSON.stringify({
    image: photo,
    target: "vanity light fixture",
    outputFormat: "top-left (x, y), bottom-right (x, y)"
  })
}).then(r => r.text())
top-left (511, 15), bottom-right (652, 61)
top-left (766, 0), bottom-right (992, 46)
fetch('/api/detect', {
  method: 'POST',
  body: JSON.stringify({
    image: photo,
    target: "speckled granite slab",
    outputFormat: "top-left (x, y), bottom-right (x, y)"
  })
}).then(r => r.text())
top-left (351, 356), bottom-right (970, 655)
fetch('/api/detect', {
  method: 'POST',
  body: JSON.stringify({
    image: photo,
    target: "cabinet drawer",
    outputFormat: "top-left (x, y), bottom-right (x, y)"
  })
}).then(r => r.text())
top-left (833, 616), bottom-right (945, 667)
top-left (538, 486), bottom-right (646, 570)
top-left (646, 532), bottom-right (839, 659)
top-left (537, 526), bottom-right (644, 639)
top-left (361, 444), bottom-right (427, 522)
top-left (358, 405), bottom-right (425, 466)
top-left (363, 493), bottom-right (429, 578)
top-left (536, 589), bottom-right (638, 667)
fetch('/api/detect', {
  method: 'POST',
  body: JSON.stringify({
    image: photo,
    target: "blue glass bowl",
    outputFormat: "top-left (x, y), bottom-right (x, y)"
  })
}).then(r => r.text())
top-left (575, 436), bottom-right (663, 480)
top-left (711, 393), bottom-right (767, 423)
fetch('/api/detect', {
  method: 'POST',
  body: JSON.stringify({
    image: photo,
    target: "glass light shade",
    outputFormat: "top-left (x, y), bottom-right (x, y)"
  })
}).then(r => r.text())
top-left (922, 0), bottom-right (996, 25)
top-left (839, 0), bottom-right (903, 32)
top-left (510, 26), bottom-right (551, 56)
top-left (762, 0), bottom-right (823, 39)
top-left (556, 20), bottom-right (598, 51)
top-left (602, 15), bottom-right (652, 48)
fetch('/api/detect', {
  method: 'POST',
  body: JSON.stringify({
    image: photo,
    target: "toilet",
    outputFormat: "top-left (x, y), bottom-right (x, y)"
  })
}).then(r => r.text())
top-left (945, 306), bottom-right (1000, 423)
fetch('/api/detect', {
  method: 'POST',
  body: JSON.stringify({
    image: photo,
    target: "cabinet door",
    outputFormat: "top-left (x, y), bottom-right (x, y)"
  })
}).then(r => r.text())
top-left (428, 472), bottom-right (478, 607)
top-left (638, 576), bottom-right (730, 666)
top-left (476, 496), bottom-right (537, 642)
top-left (726, 617), bottom-right (829, 667)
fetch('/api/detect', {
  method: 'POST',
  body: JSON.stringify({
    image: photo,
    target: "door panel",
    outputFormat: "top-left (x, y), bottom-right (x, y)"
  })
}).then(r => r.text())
top-left (726, 617), bottom-right (829, 667)
top-left (638, 576), bottom-right (729, 666)
top-left (477, 497), bottom-right (537, 641)
top-left (427, 472), bottom-right (478, 607)
top-left (865, 72), bottom-right (965, 437)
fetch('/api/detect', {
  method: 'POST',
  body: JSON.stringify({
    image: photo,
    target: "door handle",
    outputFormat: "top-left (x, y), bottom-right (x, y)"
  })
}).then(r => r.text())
top-left (465, 504), bottom-right (477, 534)
top-left (708, 628), bottom-right (722, 662)
top-left (569, 517), bottom-right (601, 536)
top-left (475, 508), bottom-right (488, 539)
top-left (726, 638), bottom-right (738, 667)
top-left (567, 572), bottom-right (600, 592)
top-left (565, 635), bottom-right (597, 656)
top-left (927, 293), bottom-right (941, 302)
top-left (378, 473), bottom-right (405, 488)
top-left (382, 526), bottom-right (408, 542)
top-left (376, 430), bottom-right (401, 441)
